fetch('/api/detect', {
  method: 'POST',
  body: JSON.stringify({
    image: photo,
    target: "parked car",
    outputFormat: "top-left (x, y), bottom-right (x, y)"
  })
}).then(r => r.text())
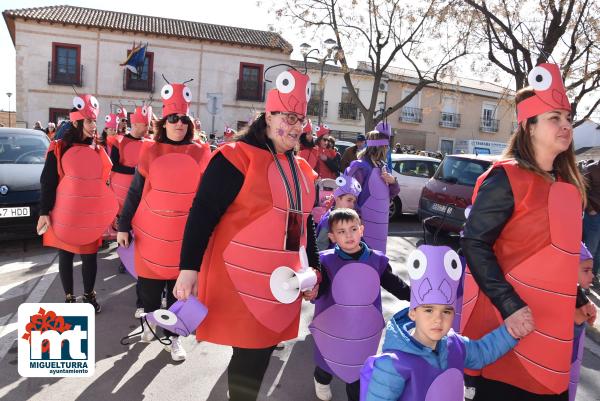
top-left (0, 128), bottom-right (50, 240)
top-left (389, 154), bottom-right (441, 218)
top-left (334, 140), bottom-right (355, 157)
top-left (418, 154), bottom-right (498, 234)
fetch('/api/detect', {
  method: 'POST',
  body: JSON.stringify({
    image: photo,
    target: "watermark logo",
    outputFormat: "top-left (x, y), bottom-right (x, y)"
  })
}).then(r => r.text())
top-left (18, 303), bottom-right (95, 377)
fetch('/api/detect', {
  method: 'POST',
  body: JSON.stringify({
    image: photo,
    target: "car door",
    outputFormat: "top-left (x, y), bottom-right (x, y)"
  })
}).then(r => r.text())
top-left (392, 159), bottom-right (427, 213)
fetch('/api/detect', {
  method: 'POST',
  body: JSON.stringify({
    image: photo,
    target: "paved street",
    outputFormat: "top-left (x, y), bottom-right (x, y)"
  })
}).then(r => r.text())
top-left (0, 216), bottom-right (599, 401)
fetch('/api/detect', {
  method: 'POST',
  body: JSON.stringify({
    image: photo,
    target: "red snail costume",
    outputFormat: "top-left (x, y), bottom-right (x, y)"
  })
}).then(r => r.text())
top-left (460, 63), bottom-right (582, 400)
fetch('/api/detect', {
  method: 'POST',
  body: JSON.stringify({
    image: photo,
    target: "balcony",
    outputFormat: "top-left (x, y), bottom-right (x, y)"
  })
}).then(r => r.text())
top-left (439, 112), bottom-right (461, 128)
top-left (123, 70), bottom-right (155, 92)
top-left (400, 107), bottom-right (423, 123)
top-left (307, 100), bottom-right (328, 118)
top-left (236, 80), bottom-right (265, 102)
top-left (338, 102), bottom-right (361, 120)
top-left (480, 118), bottom-right (499, 133)
top-left (48, 61), bottom-right (83, 87)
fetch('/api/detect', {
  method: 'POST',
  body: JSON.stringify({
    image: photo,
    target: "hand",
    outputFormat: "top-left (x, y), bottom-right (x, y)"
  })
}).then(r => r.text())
top-left (116, 231), bottom-right (130, 248)
top-left (302, 284), bottom-right (319, 301)
top-left (381, 172), bottom-right (396, 185)
top-left (504, 306), bottom-right (535, 339)
top-left (36, 215), bottom-right (51, 235)
top-left (585, 302), bottom-right (597, 325)
top-left (173, 270), bottom-right (198, 300)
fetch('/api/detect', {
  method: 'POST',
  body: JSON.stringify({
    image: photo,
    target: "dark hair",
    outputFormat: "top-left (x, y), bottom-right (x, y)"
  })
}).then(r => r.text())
top-left (300, 132), bottom-right (314, 148)
top-left (235, 113), bottom-right (268, 144)
top-left (62, 108), bottom-right (86, 150)
top-left (328, 208), bottom-right (361, 232)
top-left (153, 114), bottom-right (194, 143)
top-left (504, 87), bottom-right (586, 203)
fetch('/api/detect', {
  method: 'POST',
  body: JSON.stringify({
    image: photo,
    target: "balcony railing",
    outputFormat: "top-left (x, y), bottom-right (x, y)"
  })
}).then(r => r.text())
top-left (400, 107), bottom-right (423, 123)
top-left (338, 102), bottom-right (361, 120)
top-left (307, 100), bottom-right (328, 117)
top-left (123, 70), bottom-right (155, 92)
top-left (48, 61), bottom-right (83, 87)
top-left (236, 80), bottom-right (265, 102)
top-left (480, 118), bottom-right (499, 133)
top-left (439, 112), bottom-right (461, 128)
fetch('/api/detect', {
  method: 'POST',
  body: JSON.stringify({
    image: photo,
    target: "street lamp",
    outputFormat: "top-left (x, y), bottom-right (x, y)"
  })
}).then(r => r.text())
top-left (300, 39), bottom-right (339, 126)
top-left (6, 93), bottom-right (12, 127)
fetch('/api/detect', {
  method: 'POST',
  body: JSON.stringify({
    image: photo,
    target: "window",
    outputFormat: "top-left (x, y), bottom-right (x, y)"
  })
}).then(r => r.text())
top-left (393, 160), bottom-right (439, 178)
top-left (481, 103), bottom-right (499, 132)
top-left (440, 96), bottom-right (460, 128)
top-left (0, 132), bottom-right (49, 164)
top-left (440, 139), bottom-right (454, 155)
top-left (400, 89), bottom-right (422, 123)
top-left (435, 156), bottom-right (489, 186)
top-left (50, 43), bottom-right (81, 85)
top-left (124, 51), bottom-right (154, 92)
top-left (339, 87), bottom-right (360, 120)
top-left (49, 108), bottom-right (71, 126)
top-left (237, 63), bottom-right (263, 101)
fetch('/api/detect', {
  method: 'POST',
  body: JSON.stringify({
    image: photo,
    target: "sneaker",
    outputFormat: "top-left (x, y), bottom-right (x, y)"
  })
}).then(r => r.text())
top-left (165, 336), bottom-right (186, 361)
top-left (134, 308), bottom-right (144, 319)
top-left (141, 322), bottom-right (157, 342)
top-left (314, 378), bottom-right (332, 401)
top-left (65, 294), bottom-right (76, 303)
top-left (82, 291), bottom-right (101, 313)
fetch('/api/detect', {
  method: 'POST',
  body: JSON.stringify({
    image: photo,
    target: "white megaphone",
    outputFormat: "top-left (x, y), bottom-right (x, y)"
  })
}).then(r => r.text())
top-left (270, 246), bottom-right (318, 304)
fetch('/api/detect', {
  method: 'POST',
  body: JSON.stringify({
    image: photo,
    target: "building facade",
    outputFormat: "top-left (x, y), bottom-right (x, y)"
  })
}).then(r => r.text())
top-left (3, 5), bottom-right (292, 134)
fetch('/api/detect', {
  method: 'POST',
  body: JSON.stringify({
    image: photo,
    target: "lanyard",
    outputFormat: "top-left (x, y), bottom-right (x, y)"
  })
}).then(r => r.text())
top-left (267, 144), bottom-right (302, 212)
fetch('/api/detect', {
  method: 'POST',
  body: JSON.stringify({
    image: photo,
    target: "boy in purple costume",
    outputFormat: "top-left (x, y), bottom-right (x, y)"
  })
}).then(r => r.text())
top-left (316, 174), bottom-right (362, 250)
top-left (361, 245), bottom-right (519, 401)
top-left (310, 208), bottom-right (410, 401)
top-left (344, 125), bottom-right (399, 254)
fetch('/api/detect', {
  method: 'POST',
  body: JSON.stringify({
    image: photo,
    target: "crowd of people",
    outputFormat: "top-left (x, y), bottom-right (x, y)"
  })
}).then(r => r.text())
top-left (33, 62), bottom-right (596, 401)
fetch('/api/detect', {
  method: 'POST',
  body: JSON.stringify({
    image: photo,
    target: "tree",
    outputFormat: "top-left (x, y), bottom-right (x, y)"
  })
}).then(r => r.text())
top-left (271, 0), bottom-right (470, 132)
top-left (463, 0), bottom-right (600, 126)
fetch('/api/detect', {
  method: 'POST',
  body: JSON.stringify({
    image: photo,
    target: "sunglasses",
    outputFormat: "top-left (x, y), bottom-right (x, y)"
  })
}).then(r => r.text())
top-left (166, 114), bottom-right (192, 125)
top-left (271, 112), bottom-right (306, 126)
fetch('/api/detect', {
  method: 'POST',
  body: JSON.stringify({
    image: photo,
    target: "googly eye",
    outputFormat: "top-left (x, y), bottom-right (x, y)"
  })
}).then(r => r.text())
top-left (152, 309), bottom-right (178, 326)
top-left (306, 80), bottom-right (312, 101)
top-left (315, 126), bottom-right (321, 132)
top-left (161, 84), bottom-right (174, 100)
top-left (443, 250), bottom-right (462, 281)
top-left (89, 96), bottom-right (99, 109)
top-left (335, 176), bottom-right (347, 187)
top-left (528, 66), bottom-right (552, 91)
top-left (116, 107), bottom-right (123, 114)
top-left (104, 115), bottom-right (111, 123)
top-left (355, 182), bottom-right (362, 191)
top-left (182, 86), bottom-right (192, 103)
top-left (323, 124), bottom-right (329, 130)
top-left (141, 107), bottom-right (148, 116)
top-left (276, 71), bottom-right (296, 94)
top-left (407, 249), bottom-right (427, 281)
top-left (73, 96), bottom-right (84, 110)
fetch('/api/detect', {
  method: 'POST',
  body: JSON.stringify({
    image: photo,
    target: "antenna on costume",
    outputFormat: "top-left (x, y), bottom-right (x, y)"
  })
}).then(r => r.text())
top-left (71, 85), bottom-right (80, 97)
top-left (263, 63), bottom-right (300, 83)
top-left (182, 78), bottom-right (194, 85)
top-left (161, 74), bottom-right (170, 84)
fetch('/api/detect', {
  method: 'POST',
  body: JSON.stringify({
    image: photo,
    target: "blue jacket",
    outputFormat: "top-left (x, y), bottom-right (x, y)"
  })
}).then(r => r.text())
top-left (365, 308), bottom-right (517, 401)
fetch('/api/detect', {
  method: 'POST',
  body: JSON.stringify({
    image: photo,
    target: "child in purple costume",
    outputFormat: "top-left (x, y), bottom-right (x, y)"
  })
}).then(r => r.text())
top-left (360, 245), bottom-right (519, 401)
top-left (310, 208), bottom-right (410, 401)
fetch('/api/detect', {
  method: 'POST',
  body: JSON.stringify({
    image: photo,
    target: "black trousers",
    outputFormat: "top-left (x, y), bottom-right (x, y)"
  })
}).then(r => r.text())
top-left (314, 365), bottom-right (360, 401)
top-left (227, 346), bottom-right (276, 401)
top-left (137, 277), bottom-right (177, 338)
top-left (58, 249), bottom-right (98, 295)
top-left (473, 377), bottom-right (568, 401)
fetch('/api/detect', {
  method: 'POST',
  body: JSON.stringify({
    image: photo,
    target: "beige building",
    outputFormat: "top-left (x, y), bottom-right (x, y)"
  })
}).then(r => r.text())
top-left (386, 67), bottom-right (516, 154)
top-left (0, 111), bottom-right (16, 127)
top-left (3, 5), bottom-right (292, 134)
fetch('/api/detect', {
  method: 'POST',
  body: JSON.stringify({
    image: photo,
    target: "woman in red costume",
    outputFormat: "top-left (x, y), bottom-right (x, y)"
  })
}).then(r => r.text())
top-left (37, 94), bottom-right (118, 312)
top-left (175, 67), bottom-right (321, 401)
top-left (314, 124), bottom-right (339, 179)
top-left (299, 119), bottom-right (318, 169)
top-left (460, 63), bottom-right (587, 401)
top-left (116, 80), bottom-right (211, 361)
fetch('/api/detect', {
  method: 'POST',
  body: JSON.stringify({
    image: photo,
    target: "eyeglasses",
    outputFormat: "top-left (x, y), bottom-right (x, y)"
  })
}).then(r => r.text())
top-left (271, 112), bottom-right (306, 126)
top-left (166, 114), bottom-right (192, 125)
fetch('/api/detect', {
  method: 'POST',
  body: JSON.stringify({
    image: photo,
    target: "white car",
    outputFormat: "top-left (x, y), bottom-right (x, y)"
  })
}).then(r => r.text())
top-left (389, 154), bottom-right (441, 218)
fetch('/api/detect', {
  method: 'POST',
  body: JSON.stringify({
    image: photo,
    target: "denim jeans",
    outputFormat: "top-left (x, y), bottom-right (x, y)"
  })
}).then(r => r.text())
top-left (583, 212), bottom-right (600, 276)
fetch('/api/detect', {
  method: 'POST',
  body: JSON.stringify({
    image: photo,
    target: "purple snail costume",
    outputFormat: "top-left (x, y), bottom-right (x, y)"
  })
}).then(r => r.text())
top-left (344, 122), bottom-right (398, 253)
top-left (315, 174), bottom-right (362, 246)
top-left (144, 296), bottom-right (208, 337)
top-left (309, 244), bottom-right (389, 383)
top-left (360, 245), bottom-right (517, 401)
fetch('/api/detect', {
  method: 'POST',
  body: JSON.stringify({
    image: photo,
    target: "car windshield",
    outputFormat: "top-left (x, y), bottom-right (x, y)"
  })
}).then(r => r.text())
top-left (0, 133), bottom-right (49, 164)
top-left (434, 156), bottom-right (490, 186)
top-left (393, 159), bottom-right (440, 178)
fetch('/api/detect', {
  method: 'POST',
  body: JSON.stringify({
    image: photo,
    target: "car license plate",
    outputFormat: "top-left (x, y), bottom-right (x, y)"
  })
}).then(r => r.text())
top-left (431, 203), bottom-right (453, 214)
top-left (0, 206), bottom-right (31, 218)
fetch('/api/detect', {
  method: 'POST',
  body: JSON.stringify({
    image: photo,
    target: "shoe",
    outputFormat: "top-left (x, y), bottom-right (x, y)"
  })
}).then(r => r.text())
top-left (275, 342), bottom-right (285, 350)
top-left (141, 321), bottom-right (157, 342)
top-left (165, 336), bottom-right (186, 361)
top-left (134, 308), bottom-right (144, 319)
top-left (82, 291), bottom-right (101, 313)
top-left (65, 294), bottom-right (76, 303)
top-left (314, 378), bottom-right (332, 401)
top-left (118, 263), bottom-right (126, 274)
